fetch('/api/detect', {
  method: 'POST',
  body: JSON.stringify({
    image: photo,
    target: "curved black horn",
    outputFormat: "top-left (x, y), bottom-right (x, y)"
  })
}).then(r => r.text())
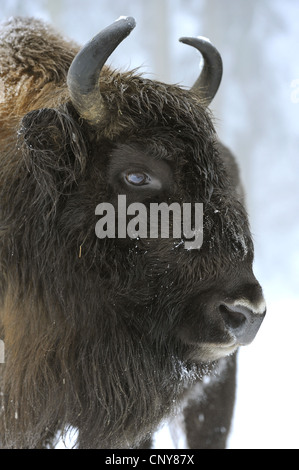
top-left (179, 36), bottom-right (223, 107)
top-left (67, 16), bottom-right (136, 123)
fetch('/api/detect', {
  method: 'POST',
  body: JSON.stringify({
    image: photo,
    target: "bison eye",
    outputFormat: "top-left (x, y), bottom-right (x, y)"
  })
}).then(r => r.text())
top-left (125, 172), bottom-right (151, 186)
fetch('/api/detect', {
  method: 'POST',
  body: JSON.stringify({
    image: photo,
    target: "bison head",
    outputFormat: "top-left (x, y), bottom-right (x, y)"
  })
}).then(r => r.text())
top-left (64, 17), bottom-right (265, 360)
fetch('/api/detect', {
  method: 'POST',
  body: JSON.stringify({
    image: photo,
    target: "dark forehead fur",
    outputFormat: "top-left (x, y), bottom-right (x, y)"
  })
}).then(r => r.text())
top-left (98, 68), bottom-right (215, 138)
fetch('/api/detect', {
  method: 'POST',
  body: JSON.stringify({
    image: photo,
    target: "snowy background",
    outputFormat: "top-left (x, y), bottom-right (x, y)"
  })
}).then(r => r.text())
top-left (1, 0), bottom-right (298, 449)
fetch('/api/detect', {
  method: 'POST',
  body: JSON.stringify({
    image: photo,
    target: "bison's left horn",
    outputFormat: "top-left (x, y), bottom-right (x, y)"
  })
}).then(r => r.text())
top-left (179, 36), bottom-right (223, 107)
top-left (67, 16), bottom-right (136, 124)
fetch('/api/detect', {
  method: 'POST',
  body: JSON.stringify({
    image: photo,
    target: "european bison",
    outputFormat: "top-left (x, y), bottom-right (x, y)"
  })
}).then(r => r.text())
top-left (0, 16), bottom-right (266, 448)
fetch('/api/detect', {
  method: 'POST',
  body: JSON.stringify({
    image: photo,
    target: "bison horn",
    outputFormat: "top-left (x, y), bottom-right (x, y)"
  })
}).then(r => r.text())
top-left (67, 16), bottom-right (136, 123)
top-left (179, 36), bottom-right (223, 107)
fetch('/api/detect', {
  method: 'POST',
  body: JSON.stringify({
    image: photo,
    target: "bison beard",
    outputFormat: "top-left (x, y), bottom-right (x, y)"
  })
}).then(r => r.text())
top-left (0, 17), bottom-right (265, 448)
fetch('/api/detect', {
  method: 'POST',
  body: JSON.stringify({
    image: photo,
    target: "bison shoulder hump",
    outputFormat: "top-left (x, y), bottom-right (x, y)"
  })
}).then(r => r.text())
top-left (0, 17), bottom-right (79, 85)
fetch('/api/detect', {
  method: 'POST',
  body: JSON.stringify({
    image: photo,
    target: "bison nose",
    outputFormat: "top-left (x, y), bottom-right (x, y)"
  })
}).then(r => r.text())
top-left (219, 300), bottom-right (266, 345)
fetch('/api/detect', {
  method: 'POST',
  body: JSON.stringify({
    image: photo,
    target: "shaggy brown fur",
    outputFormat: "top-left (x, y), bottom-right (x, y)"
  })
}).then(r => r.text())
top-left (0, 17), bottom-right (264, 449)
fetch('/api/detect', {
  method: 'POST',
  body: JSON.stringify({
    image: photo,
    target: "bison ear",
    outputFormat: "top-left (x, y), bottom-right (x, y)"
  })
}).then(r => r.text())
top-left (19, 107), bottom-right (86, 188)
top-left (20, 108), bottom-right (63, 151)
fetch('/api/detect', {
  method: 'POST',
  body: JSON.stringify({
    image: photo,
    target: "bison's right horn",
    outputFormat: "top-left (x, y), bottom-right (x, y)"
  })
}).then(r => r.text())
top-left (179, 36), bottom-right (223, 107)
top-left (67, 16), bottom-right (136, 124)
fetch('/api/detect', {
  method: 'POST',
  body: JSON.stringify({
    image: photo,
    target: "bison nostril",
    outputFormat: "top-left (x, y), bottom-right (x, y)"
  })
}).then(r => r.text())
top-left (219, 301), bottom-right (266, 345)
top-left (219, 304), bottom-right (246, 330)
